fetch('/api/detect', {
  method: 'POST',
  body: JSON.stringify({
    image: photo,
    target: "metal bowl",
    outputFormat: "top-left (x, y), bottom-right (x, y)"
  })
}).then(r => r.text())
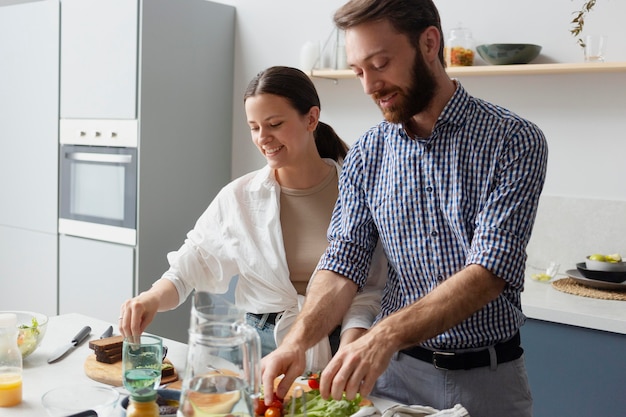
top-left (476, 43), bottom-right (542, 65)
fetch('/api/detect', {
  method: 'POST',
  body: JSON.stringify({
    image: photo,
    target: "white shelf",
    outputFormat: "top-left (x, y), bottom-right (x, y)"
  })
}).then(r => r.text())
top-left (310, 61), bottom-right (626, 79)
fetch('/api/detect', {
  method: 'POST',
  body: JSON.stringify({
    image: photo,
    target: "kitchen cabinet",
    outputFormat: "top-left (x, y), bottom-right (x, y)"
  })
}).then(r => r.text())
top-left (60, 0), bottom-right (137, 119)
top-left (522, 319), bottom-right (626, 417)
top-left (58, 0), bottom-right (235, 342)
top-left (59, 235), bottom-right (134, 320)
top-left (310, 61), bottom-right (626, 80)
top-left (0, 0), bottom-right (59, 315)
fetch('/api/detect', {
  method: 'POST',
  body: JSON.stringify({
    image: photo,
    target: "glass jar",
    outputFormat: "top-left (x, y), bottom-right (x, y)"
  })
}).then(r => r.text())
top-left (446, 26), bottom-right (475, 67)
top-left (0, 313), bottom-right (22, 407)
top-left (127, 393), bottom-right (159, 417)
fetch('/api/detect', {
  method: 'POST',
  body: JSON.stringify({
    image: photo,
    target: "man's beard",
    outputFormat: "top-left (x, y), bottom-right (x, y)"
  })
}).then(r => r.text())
top-left (374, 51), bottom-right (437, 124)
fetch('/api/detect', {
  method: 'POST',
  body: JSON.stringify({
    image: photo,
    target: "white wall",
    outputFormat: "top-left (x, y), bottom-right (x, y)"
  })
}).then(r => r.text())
top-left (216, 0), bottom-right (626, 274)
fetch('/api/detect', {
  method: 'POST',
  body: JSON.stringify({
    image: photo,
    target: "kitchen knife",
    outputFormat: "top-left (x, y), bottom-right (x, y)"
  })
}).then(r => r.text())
top-left (47, 326), bottom-right (92, 364)
top-left (99, 325), bottom-right (113, 339)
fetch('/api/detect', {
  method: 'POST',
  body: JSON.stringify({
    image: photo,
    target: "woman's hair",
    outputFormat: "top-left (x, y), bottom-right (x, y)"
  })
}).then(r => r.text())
top-left (333, 0), bottom-right (445, 66)
top-left (244, 66), bottom-right (349, 162)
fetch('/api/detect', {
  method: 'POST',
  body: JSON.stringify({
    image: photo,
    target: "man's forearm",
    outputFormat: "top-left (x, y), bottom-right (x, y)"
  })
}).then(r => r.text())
top-left (369, 264), bottom-right (506, 350)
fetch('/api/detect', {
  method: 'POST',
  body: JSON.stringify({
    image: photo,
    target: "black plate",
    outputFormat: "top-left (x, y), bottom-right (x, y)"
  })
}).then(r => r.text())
top-left (576, 263), bottom-right (626, 283)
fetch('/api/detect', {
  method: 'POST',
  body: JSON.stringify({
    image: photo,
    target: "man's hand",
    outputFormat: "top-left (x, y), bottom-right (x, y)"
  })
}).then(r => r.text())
top-left (261, 344), bottom-right (307, 405)
top-left (319, 327), bottom-right (395, 401)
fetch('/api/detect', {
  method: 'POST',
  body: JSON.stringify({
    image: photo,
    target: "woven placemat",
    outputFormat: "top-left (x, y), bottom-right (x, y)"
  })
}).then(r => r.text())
top-left (552, 278), bottom-right (626, 301)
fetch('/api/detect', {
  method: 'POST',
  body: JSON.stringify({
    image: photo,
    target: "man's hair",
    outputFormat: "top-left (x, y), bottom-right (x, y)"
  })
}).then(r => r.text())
top-left (334, 0), bottom-right (445, 66)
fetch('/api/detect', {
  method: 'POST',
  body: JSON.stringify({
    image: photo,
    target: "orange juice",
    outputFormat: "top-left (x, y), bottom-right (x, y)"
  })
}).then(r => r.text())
top-left (0, 373), bottom-right (22, 407)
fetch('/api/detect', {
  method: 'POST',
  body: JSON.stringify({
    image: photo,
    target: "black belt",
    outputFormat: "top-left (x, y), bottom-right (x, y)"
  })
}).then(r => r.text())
top-left (247, 312), bottom-right (280, 325)
top-left (400, 332), bottom-right (523, 370)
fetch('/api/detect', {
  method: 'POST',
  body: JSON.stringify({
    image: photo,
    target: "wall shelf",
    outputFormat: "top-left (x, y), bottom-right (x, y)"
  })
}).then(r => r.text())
top-left (310, 61), bottom-right (626, 80)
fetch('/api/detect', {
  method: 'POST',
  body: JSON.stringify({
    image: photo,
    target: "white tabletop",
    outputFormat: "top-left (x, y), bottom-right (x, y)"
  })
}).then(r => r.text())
top-left (13, 313), bottom-right (399, 416)
top-left (14, 313), bottom-right (188, 417)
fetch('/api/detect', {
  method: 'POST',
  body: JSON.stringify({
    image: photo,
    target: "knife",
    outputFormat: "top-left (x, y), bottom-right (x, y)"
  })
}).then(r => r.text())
top-left (100, 325), bottom-right (113, 339)
top-left (47, 326), bottom-right (92, 364)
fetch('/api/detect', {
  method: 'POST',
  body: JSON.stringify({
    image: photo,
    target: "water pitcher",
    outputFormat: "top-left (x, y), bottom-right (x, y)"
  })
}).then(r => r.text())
top-left (178, 292), bottom-right (261, 417)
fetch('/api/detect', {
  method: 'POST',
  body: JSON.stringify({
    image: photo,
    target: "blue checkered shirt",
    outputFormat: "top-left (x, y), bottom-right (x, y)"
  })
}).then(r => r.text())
top-left (317, 82), bottom-right (548, 349)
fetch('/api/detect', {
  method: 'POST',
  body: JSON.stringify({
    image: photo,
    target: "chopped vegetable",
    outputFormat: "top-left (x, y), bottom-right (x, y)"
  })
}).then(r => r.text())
top-left (285, 390), bottom-right (363, 417)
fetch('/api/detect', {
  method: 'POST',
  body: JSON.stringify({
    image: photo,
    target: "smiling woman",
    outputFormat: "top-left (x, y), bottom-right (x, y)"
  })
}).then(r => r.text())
top-left (118, 65), bottom-right (385, 372)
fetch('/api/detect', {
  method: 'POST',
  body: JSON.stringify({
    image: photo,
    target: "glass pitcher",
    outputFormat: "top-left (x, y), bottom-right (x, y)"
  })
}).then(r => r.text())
top-left (178, 292), bottom-right (261, 417)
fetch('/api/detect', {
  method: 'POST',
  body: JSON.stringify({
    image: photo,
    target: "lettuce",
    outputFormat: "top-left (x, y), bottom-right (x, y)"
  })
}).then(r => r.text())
top-left (286, 390), bottom-right (363, 417)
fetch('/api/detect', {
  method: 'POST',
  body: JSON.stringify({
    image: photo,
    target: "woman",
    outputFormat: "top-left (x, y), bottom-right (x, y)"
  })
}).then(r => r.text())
top-left (119, 66), bottom-right (384, 368)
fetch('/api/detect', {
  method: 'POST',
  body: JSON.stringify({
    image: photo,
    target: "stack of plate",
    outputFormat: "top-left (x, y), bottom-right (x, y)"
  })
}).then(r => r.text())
top-left (565, 262), bottom-right (626, 290)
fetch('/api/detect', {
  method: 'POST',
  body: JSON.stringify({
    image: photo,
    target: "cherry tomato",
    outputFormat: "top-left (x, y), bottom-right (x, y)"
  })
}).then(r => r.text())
top-left (265, 406), bottom-right (282, 417)
top-left (269, 399), bottom-right (283, 410)
top-left (254, 397), bottom-right (268, 416)
top-left (307, 372), bottom-right (320, 390)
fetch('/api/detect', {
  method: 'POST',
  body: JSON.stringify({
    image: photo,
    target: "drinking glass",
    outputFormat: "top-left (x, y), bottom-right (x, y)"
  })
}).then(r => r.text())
top-left (178, 292), bottom-right (261, 417)
top-left (122, 334), bottom-right (163, 399)
top-left (584, 35), bottom-right (607, 62)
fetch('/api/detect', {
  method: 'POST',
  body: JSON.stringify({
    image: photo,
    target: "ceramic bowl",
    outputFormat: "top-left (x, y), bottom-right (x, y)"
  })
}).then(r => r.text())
top-left (476, 43), bottom-right (542, 65)
top-left (585, 257), bottom-right (626, 272)
top-left (576, 262), bottom-right (626, 283)
top-left (120, 389), bottom-right (181, 417)
top-left (41, 385), bottom-right (120, 417)
top-left (0, 310), bottom-right (48, 358)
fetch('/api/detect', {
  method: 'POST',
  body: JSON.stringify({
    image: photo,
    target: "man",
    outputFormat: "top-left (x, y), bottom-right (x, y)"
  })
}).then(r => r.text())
top-left (262, 1), bottom-right (547, 416)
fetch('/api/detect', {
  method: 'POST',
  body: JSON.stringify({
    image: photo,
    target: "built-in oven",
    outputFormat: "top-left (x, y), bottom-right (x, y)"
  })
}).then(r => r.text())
top-left (59, 119), bottom-right (138, 246)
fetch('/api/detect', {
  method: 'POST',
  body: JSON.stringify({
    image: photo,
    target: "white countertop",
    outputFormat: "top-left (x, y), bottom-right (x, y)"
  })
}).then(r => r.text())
top-left (13, 313), bottom-right (400, 416)
top-left (521, 276), bottom-right (626, 334)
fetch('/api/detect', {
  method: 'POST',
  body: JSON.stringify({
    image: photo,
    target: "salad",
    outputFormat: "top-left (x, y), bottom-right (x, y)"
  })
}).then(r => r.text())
top-left (17, 317), bottom-right (40, 357)
top-left (256, 372), bottom-right (367, 417)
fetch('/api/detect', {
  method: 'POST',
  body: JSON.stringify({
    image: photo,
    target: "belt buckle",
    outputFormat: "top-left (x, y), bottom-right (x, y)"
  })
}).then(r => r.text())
top-left (432, 351), bottom-right (455, 370)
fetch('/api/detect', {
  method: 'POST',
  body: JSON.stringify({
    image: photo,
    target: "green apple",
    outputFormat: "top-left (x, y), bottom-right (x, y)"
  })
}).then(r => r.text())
top-left (588, 254), bottom-right (606, 262)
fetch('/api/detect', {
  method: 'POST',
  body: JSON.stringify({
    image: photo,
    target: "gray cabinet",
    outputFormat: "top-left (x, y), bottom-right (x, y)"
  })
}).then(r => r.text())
top-left (0, 0), bottom-right (59, 316)
top-left (58, 0), bottom-right (235, 340)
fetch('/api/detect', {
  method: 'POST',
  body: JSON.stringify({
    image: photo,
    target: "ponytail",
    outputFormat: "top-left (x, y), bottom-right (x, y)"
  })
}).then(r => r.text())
top-left (314, 122), bottom-right (349, 162)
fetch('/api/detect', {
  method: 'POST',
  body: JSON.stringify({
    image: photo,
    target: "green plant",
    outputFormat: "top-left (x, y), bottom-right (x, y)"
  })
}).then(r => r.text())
top-left (571, 0), bottom-right (597, 47)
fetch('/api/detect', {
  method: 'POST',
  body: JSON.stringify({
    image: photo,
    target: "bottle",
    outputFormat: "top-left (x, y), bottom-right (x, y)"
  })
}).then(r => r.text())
top-left (0, 313), bottom-right (22, 407)
top-left (126, 393), bottom-right (159, 417)
top-left (446, 25), bottom-right (475, 66)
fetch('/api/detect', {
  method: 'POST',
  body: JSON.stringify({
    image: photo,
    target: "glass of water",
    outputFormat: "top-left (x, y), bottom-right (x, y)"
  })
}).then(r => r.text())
top-left (122, 334), bottom-right (163, 399)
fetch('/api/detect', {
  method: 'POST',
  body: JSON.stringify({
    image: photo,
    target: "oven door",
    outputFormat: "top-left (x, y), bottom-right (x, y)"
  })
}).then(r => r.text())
top-left (59, 144), bottom-right (137, 245)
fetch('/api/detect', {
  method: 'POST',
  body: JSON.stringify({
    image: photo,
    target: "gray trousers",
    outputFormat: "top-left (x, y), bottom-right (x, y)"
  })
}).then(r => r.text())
top-left (372, 350), bottom-right (533, 417)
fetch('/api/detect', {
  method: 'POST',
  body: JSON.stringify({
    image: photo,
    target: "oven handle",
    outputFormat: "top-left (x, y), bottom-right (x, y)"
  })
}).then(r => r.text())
top-left (66, 152), bottom-right (133, 164)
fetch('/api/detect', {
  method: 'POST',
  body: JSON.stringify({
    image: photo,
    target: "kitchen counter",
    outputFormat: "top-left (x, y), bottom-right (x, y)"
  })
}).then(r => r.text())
top-left (521, 275), bottom-right (626, 334)
top-left (13, 313), bottom-right (400, 416)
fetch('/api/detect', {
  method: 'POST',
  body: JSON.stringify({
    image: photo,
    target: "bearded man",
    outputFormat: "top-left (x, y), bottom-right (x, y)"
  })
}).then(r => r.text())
top-left (261, 1), bottom-right (547, 416)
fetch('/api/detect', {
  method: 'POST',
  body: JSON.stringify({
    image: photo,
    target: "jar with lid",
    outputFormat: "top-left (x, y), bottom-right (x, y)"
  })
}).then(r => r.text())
top-left (0, 313), bottom-right (23, 407)
top-left (127, 392), bottom-right (159, 417)
top-left (446, 25), bottom-right (475, 66)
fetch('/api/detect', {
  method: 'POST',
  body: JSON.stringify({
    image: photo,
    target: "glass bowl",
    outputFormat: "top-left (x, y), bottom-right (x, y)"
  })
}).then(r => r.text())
top-left (41, 385), bottom-right (120, 417)
top-left (0, 310), bottom-right (48, 358)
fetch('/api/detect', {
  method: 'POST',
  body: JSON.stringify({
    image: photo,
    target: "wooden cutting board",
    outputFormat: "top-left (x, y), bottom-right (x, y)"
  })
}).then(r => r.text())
top-left (84, 354), bottom-right (178, 386)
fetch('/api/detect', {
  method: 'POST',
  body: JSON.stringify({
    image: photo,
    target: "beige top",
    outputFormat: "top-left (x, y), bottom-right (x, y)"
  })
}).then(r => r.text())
top-left (280, 167), bottom-right (338, 295)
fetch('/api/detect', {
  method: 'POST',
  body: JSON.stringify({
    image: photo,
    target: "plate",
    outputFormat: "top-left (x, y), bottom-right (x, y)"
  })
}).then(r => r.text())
top-left (565, 269), bottom-right (626, 291)
top-left (576, 262), bottom-right (626, 283)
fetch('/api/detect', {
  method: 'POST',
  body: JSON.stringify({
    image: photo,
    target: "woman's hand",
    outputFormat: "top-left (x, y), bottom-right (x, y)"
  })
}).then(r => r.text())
top-left (118, 279), bottom-right (179, 336)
